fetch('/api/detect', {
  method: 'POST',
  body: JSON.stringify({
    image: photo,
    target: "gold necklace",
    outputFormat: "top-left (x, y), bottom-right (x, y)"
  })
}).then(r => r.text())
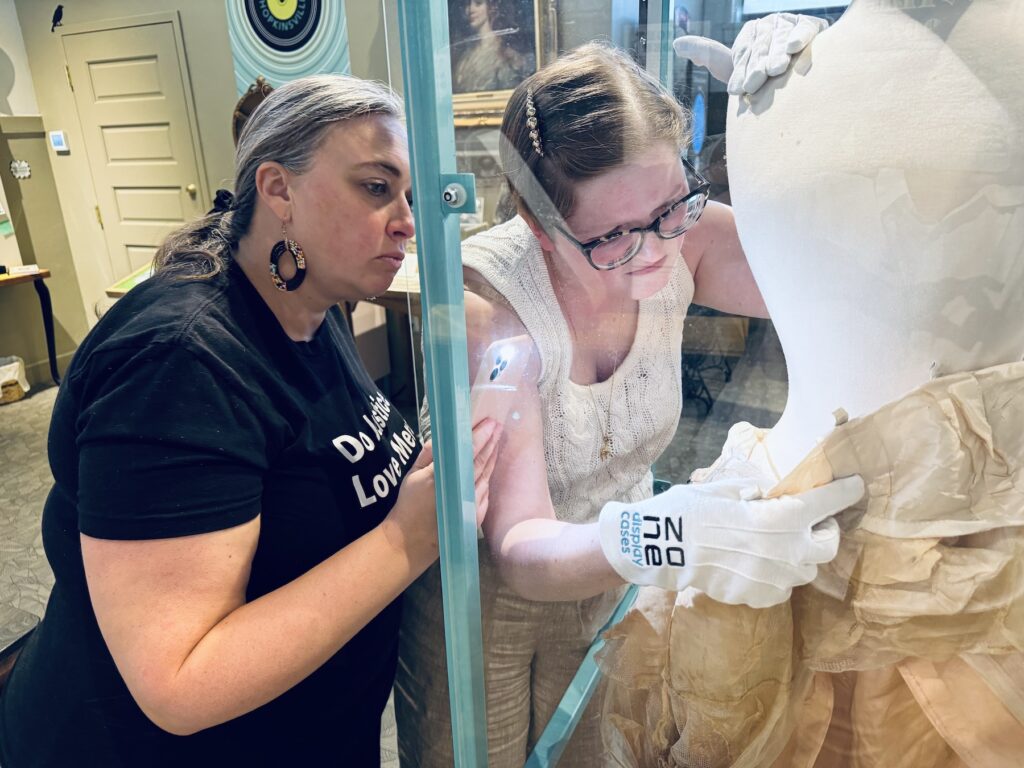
top-left (595, 372), bottom-right (616, 461)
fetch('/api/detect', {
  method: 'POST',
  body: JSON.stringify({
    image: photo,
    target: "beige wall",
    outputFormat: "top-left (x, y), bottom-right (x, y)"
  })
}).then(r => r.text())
top-left (345, 0), bottom-right (391, 85)
top-left (0, 3), bottom-right (84, 386)
top-left (0, 116), bottom-right (88, 386)
top-left (0, 0), bottom-right (38, 115)
top-left (14, 0), bottom-right (237, 332)
top-left (2, 0), bottom-right (403, 384)
top-left (0, 0), bottom-right (38, 269)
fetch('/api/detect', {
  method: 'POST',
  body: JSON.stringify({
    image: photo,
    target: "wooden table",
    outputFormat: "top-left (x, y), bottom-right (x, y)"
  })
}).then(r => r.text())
top-left (105, 263), bottom-right (153, 299)
top-left (374, 270), bottom-right (422, 316)
top-left (0, 269), bottom-right (60, 384)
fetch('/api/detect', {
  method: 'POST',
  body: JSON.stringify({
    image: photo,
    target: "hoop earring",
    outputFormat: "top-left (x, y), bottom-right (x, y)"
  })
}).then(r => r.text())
top-left (269, 225), bottom-right (307, 292)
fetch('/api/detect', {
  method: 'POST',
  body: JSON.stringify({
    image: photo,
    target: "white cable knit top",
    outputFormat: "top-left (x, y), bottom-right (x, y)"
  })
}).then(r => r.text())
top-left (462, 216), bottom-right (694, 523)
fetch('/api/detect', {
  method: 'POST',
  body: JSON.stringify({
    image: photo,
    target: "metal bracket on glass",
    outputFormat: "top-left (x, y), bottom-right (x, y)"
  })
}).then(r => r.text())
top-left (440, 173), bottom-right (477, 216)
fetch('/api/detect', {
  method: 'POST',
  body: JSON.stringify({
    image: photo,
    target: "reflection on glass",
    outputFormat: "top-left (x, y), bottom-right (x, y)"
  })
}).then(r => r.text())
top-left (551, 158), bottom-right (710, 270)
top-left (449, 0), bottom-right (538, 93)
top-left (605, 1), bottom-right (1024, 766)
top-left (400, 2), bottom-right (1021, 765)
top-left (396, 36), bottom-right (793, 765)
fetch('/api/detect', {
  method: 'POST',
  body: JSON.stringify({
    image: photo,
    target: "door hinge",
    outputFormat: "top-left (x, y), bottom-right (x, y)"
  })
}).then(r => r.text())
top-left (95, 205), bottom-right (103, 229)
top-left (64, 64), bottom-right (73, 91)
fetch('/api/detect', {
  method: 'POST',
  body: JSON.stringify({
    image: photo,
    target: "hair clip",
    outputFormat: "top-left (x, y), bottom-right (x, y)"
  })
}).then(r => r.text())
top-left (525, 88), bottom-right (544, 157)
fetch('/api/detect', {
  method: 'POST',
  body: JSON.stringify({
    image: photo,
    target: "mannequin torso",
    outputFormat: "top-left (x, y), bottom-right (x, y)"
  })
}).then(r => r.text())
top-left (726, 0), bottom-right (1024, 474)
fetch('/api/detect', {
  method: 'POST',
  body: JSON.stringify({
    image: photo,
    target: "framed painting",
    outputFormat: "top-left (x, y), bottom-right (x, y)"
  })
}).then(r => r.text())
top-left (448, 0), bottom-right (556, 126)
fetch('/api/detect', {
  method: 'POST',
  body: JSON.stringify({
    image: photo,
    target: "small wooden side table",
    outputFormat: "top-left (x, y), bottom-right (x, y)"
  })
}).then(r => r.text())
top-left (0, 269), bottom-right (60, 385)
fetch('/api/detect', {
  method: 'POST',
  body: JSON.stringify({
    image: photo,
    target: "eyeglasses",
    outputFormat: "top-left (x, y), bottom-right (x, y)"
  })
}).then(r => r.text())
top-left (552, 157), bottom-right (711, 271)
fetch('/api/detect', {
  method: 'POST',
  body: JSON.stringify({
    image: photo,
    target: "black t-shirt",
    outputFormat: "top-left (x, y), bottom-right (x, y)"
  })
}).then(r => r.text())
top-left (0, 261), bottom-right (421, 767)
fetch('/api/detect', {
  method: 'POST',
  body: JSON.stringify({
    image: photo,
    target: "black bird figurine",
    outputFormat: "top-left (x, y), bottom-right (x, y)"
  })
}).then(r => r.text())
top-left (51, 5), bottom-right (63, 33)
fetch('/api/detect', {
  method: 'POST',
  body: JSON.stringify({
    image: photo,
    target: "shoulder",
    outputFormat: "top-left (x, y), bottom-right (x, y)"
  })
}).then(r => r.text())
top-left (86, 269), bottom-right (230, 347)
top-left (461, 217), bottom-right (535, 261)
top-left (460, 218), bottom-right (542, 299)
top-left (464, 267), bottom-right (530, 347)
top-left (463, 268), bottom-right (541, 385)
top-left (68, 267), bottom-right (257, 394)
top-left (682, 200), bottom-right (735, 278)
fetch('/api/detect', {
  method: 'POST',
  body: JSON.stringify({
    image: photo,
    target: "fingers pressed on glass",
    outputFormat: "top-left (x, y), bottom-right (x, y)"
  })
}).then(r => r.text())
top-left (471, 418), bottom-right (498, 458)
top-left (481, 433), bottom-right (500, 479)
top-left (472, 420), bottom-right (501, 482)
top-left (474, 478), bottom-right (490, 526)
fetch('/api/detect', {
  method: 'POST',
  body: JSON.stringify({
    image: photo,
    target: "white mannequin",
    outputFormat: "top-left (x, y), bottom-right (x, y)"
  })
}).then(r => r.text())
top-left (596, 8), bottom-right (1024, 765)
top-left (726, 0), bottom-right (1024, 475)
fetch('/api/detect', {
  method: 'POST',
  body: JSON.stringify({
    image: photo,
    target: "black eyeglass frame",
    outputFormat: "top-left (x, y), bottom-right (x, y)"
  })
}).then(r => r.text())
top-left (551, 157), bottom-right (711, 271)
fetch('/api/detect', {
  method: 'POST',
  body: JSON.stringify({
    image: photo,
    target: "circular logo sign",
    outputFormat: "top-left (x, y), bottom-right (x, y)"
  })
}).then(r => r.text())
top-left (245, 0), bottom-right (320, 53)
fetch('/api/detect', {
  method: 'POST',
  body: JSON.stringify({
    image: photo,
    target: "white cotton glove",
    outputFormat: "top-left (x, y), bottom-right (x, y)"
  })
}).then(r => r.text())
top-left (673, 12), bottom-right (829, 96)
top-left (598, 475), bottom-right (864, 609)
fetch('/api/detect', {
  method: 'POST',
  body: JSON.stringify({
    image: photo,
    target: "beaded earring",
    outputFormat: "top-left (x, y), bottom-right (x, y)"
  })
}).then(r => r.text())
top-left (269, 224), bottom-right (307, 292)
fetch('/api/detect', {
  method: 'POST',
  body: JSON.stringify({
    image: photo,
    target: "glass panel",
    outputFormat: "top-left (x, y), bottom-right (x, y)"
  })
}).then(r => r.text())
top-left (390, 4), bottom-right (492, 768)
top-left (608, 3), bottom-right (1024, 768)
top-left (395, 0), bottom-right (1024, 765)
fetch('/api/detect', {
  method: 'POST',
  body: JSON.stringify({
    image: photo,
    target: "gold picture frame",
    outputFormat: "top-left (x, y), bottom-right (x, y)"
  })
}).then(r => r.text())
top-left (449, 0), bottom-right (557, 127)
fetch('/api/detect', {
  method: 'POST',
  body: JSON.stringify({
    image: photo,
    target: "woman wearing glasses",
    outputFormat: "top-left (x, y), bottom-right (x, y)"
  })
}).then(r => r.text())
top-left (396, 43), bottom-right (863, 767)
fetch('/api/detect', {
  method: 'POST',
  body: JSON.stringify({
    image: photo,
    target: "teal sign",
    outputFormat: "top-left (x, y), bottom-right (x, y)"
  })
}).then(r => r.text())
top-left (226, 0), bottom-right (350, 96)
top-left (246, 0), bottom-right (319, 52)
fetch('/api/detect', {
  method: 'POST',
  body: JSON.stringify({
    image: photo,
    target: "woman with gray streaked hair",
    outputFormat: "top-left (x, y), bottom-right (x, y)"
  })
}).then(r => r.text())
top-left (0, 74), bottom-right (500, 767)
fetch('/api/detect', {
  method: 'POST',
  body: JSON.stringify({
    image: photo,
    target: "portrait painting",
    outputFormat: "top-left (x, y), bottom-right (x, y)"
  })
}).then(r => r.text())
top-left (448, 0), bottom-right (549, 124)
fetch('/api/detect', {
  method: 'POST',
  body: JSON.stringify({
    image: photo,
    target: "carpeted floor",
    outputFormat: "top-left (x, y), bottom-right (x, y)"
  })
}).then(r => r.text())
top-left (0, 384), bottom-right (57, 623)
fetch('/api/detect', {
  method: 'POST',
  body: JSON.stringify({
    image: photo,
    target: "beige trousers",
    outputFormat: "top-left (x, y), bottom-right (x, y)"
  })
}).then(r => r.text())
top-left (395, 546), bottom-right (624, 767)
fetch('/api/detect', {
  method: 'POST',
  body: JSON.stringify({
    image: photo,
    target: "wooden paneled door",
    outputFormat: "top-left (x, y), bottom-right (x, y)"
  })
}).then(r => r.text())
top-left (63, 16), bottom-right (208, 279)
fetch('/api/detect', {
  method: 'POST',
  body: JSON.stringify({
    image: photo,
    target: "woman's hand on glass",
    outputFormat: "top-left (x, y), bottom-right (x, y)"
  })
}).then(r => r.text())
top-left (472, 418), bottom-right (502, 527)
top-left (383, 440), bottom-right (438, 565)
top-left (382, 420), bottom-right (501, 566)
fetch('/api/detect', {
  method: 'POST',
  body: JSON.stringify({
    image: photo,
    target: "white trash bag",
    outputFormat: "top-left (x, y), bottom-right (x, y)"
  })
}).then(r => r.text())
top-left (0, 355), bottom-right (30, 404)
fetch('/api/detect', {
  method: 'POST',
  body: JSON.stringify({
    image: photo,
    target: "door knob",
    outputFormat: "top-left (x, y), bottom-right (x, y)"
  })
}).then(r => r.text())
top-left (186, 183), bottom-right (197, 199)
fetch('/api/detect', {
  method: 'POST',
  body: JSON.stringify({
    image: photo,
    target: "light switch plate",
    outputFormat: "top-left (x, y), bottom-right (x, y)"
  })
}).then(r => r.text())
top-left (48, 131), bottom-right (70, 154)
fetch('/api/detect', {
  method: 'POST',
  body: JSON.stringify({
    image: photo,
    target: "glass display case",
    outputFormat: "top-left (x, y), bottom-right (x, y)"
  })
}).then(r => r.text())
top-left (390, 0), bottom-right (1024, 765)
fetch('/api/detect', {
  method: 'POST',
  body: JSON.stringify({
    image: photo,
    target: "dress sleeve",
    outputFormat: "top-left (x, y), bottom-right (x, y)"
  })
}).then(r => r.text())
top-left (74, 344), bottom-right (270, 540)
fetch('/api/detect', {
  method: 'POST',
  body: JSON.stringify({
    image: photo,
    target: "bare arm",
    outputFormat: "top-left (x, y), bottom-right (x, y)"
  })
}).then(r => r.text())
top-left (84, 430), bottom-right (499, 736)
top-left (464, 281), bottom-right (625, 602)
top-left (683, 201), bottom-right (769, 318)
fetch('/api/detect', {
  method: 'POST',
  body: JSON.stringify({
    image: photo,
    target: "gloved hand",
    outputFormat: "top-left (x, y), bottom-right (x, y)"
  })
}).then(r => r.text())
top-left (598, 475), bottom-right (864, 608)
top-left (673, 12), bottom-right (828, 96)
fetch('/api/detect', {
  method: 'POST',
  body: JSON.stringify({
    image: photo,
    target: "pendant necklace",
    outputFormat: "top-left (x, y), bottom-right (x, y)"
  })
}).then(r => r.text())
top-left (564, 297), bottom-right (625, 462)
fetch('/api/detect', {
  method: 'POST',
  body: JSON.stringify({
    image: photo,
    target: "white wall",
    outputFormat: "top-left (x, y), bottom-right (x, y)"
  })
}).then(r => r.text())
top-left (0, 0), bottom-right (38, 268)
top-left (0, 0), bottom-right (39, 115)
top-left (15, 0), bottom-right (237, 326)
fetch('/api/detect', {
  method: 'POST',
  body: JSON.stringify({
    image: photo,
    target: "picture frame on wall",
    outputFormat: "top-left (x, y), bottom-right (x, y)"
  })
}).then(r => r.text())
top-left (448, 0), bottom-right (556, 126)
